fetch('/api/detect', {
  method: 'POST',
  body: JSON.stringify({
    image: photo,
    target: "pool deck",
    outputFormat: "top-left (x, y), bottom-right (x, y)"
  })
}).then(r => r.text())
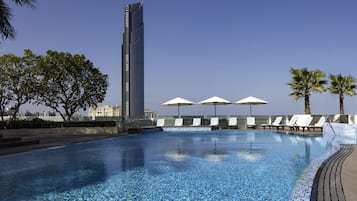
top-left (311, 144), bottom-right (357, 201)
top-left (342, 145), bottom-right (357, 201)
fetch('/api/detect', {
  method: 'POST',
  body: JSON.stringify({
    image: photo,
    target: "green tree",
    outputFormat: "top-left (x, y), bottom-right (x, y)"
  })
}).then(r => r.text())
top-left (0, 58), bottom-right (11, 122)
top-left (35, 50), bottom-right (108, 121)
top-left (328, 74), bottom-right (356, 114)
top-left (288, 67), bottom-right (327, 114)
top-left (0, 0), bottom-right (36, 42)
top-left (0, 49), bottom-right (38, 121)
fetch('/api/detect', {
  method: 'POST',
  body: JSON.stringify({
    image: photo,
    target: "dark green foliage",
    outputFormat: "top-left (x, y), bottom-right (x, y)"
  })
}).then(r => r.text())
top-left (1, 49), bottom-right (108, 122)
top-left (287, 67), bottom-right (327, 114)
top-left (5, 118), bottom-right (56, 129)
top-left (0, 120), bottom-right (6, 129)
top-left (35, 50), bottom-right (108, 121)
top-left (0, 119), bottom-right (116, 129)
top-left (0, 49), bottom-right (39, 121)
top-left (328, 74), bottom-right (357, 114)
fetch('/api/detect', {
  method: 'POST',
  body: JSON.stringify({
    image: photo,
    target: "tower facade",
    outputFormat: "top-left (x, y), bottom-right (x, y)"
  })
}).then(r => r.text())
top-left (121, 2), bottom-right (144, 119)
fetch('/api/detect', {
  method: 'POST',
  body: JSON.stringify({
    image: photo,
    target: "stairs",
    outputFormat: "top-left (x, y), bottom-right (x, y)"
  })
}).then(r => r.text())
top-left (0, 134), bottom-right (40, 148)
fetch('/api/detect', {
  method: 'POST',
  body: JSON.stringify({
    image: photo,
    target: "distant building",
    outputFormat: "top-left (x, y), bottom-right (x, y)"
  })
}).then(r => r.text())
top-left (14, 111), bottom-right (63, 122)
top-left (33, 111), bottom-right (56, 117)
top-left (89, 105), bottom-right (121, 120)
top-left (89, 105), bottom-right (156, 120)
top-left (121, 2), bottom-right (144, 119)
top-left (144, 109), bottom-right (156, 119)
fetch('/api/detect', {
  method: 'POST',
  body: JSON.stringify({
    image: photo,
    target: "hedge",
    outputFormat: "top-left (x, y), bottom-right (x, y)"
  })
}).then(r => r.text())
top-left (0, 119), bottom-right (116, 129)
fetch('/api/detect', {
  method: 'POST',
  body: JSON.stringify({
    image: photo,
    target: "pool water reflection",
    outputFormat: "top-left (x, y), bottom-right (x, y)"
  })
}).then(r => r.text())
top-left (0, 130), bottom-right (329, 201)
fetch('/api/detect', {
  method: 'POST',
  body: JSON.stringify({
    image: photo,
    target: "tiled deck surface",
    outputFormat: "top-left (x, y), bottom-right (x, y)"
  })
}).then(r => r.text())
top-left (341, 145), bottom-right (357, 201)
top-left (311, 145), bottom-right (355, 201)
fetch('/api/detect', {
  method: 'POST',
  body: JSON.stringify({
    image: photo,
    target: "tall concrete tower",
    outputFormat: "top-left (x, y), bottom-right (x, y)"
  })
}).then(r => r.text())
top-left (121, 2), bottom-right (144, 119)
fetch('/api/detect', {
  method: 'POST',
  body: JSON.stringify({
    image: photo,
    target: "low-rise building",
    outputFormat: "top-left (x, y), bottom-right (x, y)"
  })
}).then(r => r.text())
top-left (88, 105), bottom-right (157, 120)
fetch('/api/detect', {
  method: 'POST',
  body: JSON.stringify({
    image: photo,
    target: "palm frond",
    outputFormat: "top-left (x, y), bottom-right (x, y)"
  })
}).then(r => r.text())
top-left (12, 0), bottom-right (36, 8)
top-left (329, 73), bottom-right (357, 96)
top-left (0, 1), bottom-right (15, 39)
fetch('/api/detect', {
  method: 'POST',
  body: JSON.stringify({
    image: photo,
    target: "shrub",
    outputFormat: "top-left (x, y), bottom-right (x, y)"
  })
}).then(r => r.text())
top-left (0, 119), bottom-right (116, 129)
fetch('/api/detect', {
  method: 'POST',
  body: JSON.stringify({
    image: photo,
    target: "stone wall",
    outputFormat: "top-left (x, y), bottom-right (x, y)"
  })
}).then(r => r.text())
top-left (323, 123), bottom-right (357, 144)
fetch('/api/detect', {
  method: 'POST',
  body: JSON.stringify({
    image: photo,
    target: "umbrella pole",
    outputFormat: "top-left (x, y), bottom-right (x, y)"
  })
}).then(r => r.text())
top-left (249, 104), bottom-right (252, 116)
top-left (178, 105), bottom-right (180, 118)
top-left (214, 104), bottom-right (217, 117)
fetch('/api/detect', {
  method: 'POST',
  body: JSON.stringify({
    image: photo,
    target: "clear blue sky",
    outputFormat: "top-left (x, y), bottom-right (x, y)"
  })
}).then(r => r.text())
top-left (1, 0), bottom-right (357, 116)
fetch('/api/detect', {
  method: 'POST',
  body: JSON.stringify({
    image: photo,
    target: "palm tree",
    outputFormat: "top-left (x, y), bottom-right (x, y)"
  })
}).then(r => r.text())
top-left (0, 0), bottom-right (36, 41)
top-left (288, 67), bottom-right (327, 114)
top-left (328, 74), bottom-right (356, 114)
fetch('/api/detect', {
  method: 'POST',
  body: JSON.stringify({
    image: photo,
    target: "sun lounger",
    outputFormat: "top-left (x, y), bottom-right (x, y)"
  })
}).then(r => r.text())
top-left (174, 118), bottom-right (183, 126)
top-left (246, 117), bottom-right (256, 129)
top-left (275, 115), bottom-right (298, 130)
top-left (156, 118), bottom-right (165, 127)
top-left (191, 118), bottom-right (201, 126)
top-left (228, 117), bottom-right (238, 129)
top-left (210, 117), bottom-right (219, 126)
top-left (294, 116), bottom-right (313, 132)
top-left (210, 117), bottom-right (219, 130)
top-left (261, 116), bottom-right (283, 129)
top-left (304, 116), bottom-right (326, 132)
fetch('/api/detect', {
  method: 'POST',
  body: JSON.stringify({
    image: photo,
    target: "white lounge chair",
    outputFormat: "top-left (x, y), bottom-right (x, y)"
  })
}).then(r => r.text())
top-left (305, 116), bottom-right (326, 132)
top-left (246, 117), bottom-right (256, 129)
top-left (191, 118), bottom-right (201, 126)
top-left (261, 116), bottom-right (282, 129)
top-left (228, 117), bottom-right (238, 129)
top-left (174, 118), bottom-right (183, 126)
top-left (275, 115), bottom-right (298, 130)
top-left (210, 117), bottom-right (219, 126)
top-left (210, 117), bottom-right (219, 130)
top-left (295, 116), bottom-right (313, 132)
top-left (156, 118), bottom-right (165, 127)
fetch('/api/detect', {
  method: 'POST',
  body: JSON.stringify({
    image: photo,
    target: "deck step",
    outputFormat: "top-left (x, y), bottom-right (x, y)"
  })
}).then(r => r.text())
top-left (128, 128), bottom-right (144, 134)
top-left (0, 139), bottom-right (40, 148)
top-left (0, 137), bottom-right (22, 144)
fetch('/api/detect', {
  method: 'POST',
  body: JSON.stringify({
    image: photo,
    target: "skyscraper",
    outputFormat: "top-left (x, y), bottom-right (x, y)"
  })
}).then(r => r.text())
top-left (121, 2), bottom-right (144, 119)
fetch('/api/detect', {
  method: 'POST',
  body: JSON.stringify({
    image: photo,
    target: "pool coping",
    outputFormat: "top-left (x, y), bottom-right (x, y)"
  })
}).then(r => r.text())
top-left (309, 144), bottom-right (354, 201)
top-left (289, 144), bottom-right (339, 201)
top-left (289, 143), bottom-right (357, 201)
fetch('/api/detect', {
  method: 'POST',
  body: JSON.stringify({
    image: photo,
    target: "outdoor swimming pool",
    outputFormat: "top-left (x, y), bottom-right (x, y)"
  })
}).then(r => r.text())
top-left (0, 130), bottom-right (330, 201)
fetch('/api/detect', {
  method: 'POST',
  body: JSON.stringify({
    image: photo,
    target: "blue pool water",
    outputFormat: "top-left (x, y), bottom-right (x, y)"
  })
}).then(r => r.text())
top-left (0, 130), bottom-right (329, 201)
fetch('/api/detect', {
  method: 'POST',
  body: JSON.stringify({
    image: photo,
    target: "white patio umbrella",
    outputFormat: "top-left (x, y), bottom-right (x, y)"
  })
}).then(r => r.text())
top-left (198, 96), bottom-right (231, 116)
top-left (235, 96), bottom-right (268, 116)
top-left (161, 97), bottom-right (195, 118)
